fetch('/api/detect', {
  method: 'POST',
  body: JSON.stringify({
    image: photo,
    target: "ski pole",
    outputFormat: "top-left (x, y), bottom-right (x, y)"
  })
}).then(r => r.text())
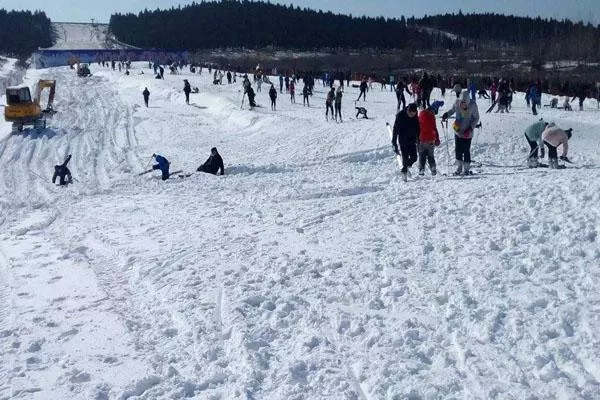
top-left (441, 119), bottom-right (452, 173)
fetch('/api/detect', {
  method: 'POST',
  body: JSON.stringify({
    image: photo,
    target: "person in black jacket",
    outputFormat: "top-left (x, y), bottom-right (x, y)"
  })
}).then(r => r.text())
top-left (142, 87), bottom-right (150, 107)
top-left (392, 103), bottom-right (420, 180)
top-left (197, 147), bottom-right (225, 175)
top-left (183, 80), bottom-right (191, 104)
top-left (52, 155), bottom-right (72, 185)
top-left (269, 84), bottom-right (277, 111)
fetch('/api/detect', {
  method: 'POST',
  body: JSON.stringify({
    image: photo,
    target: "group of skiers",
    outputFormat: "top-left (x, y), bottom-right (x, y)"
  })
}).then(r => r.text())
top-left (390, 87), bottom-right (574, 181)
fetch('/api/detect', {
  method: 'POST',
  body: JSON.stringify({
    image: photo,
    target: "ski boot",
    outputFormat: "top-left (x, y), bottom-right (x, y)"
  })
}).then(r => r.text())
top-left (453, 160), bottom-right (463, 176)
top-left (463, 162), bottom-right (473, 176)
top-left (527, 158), bottom-right (539, 168)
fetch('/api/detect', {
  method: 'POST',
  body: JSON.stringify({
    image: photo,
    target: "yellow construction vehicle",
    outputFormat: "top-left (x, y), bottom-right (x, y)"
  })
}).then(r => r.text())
top-left (4, 79), bottom-right (56, 132)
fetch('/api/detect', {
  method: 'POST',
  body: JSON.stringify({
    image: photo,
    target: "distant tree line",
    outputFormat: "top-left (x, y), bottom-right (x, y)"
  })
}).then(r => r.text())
top-left (414, 12), bottom-right (600, 61)
top-left (0, 9), bottom-right (55, 58)
top-left (108, 0), bottom-right (458, 50)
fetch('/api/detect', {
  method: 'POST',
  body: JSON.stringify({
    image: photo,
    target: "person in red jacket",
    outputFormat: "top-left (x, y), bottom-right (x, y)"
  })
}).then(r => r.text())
top-left (417, 100), bottom-right (444, 175)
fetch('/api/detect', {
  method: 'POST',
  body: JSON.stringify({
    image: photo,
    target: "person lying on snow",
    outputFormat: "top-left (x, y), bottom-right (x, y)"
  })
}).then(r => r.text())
top-left (197, 147), bottom-right (225, 175)
top-left (52, 154), bottom-right (72, 185)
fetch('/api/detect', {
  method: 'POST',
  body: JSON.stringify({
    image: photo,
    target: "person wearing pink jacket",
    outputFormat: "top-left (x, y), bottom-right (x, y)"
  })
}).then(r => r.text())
top-left (542, 124), bottom-right (573, 168)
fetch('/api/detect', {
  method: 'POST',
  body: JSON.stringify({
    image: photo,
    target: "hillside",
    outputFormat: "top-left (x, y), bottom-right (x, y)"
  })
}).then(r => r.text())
top-left (46, 22), bottom-right (136, 50)
top-left (1, 61), bottom-right (600, 399)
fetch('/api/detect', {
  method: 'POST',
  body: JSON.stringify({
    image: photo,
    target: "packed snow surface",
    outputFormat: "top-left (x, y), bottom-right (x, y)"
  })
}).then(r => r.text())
top-left (45, 23), bottom-right (129, 50)
top-left (1, 63), bottom-right (600, 399)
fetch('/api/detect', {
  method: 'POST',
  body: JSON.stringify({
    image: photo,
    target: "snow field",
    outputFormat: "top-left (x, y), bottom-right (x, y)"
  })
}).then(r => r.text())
top-left (0, 62), bottom-right (600, 399)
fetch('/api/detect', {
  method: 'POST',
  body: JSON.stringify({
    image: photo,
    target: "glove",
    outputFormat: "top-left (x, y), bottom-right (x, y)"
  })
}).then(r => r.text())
top-left (441, 112), bottom-right (448, 121)
top-left (434, 139), bottom-right (440, 146)
top-left (464, 128), bottom-right (473, 138)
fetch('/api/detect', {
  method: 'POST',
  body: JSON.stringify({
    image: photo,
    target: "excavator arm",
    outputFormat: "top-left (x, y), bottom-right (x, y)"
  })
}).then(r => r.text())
top-left (34, 80), bottom-right (56, 112)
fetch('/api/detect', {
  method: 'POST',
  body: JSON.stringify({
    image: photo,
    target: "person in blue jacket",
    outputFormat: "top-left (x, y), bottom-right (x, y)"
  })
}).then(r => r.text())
top-left (152, 154), bottom-right (170, 180)
top-left (468, 79), bottom-right (477, 103)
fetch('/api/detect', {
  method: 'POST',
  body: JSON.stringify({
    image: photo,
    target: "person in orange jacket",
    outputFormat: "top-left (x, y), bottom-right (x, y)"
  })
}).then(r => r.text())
top-left (417, 100), bottom-right (444, 175)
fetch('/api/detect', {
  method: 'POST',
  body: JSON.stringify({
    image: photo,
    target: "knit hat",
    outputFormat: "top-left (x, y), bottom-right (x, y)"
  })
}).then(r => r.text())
top-left (428, 100), bottom-right (444, 115)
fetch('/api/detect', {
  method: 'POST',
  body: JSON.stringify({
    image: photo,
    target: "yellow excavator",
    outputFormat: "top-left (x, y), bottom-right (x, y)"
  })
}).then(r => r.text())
top-left (4, 79), bottom-right (56, 132)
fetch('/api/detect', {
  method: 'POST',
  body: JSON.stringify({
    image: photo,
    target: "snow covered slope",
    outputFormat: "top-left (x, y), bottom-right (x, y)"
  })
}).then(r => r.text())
top-left (1, 63), bottom-right (600, 399)
top-left (47, 23), bottom-right (133, 50)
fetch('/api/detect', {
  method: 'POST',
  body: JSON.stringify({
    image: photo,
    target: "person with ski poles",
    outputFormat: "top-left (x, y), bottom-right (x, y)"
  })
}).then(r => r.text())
top-left (524, 119), bottom-right (548, 168)
top-left (417, 101), bottom-right (444, 176)
top-left (441, 91), bottom-right (480, 175)
top-left (152, 153), bottom-right (170, 181)
top-left (392, 103), bottom-right (420, 181)
top-left (542, 125), bottom-right (573, 169)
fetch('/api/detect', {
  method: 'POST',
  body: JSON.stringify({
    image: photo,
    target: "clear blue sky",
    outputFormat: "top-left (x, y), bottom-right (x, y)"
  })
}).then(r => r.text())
top-left (3, 0), bottom-right (599, 24)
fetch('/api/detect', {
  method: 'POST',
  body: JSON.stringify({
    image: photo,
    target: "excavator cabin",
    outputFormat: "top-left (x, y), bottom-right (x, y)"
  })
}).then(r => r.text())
top-left (4, 79), bottom-right (56, 131)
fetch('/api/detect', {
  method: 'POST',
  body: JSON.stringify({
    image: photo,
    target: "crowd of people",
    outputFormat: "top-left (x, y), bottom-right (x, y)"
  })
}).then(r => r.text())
top-left (54, 61), bottom-right (588, 184)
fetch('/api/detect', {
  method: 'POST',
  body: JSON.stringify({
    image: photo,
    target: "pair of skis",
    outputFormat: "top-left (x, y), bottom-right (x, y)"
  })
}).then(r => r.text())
top-left (138, 169), bottom-right (191, 179)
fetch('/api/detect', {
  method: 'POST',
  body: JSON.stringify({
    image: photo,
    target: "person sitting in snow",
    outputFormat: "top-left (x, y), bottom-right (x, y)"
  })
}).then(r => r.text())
top-left (542, 125), bottom-right (572, 169)
top-left (417, 100), bottom-right (444, 176)
top-left (196, 147), bottom-right (225, 175)
top-left (52, 154), bottom-right (72, 185)
top-left (524, 119), bottom-right (548, 168)
top-left (152, 153), bottom-right (170, 180)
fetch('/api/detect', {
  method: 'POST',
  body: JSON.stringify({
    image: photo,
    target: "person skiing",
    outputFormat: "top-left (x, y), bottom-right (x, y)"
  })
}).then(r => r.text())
top-left (247, 86), bottom-right (256, 110)
top-left (490, 81), bottom-right (498, 103)
top-left (142, 87), bottom-right (150, 107)
top-left (183, 79), bottom-right (192, 104)
top-left (152, 153), bottom-right (170, 181)
top-left (441, 91), bottom-right (480, 175)
top-left (452, 80), bottom-right (462, 98)
top-left (289, 80), bottom-right (296, 104)
top-left (529, 82), bottom-right (541, 115)
top-left (302, 85), bottom-right (310, 107)
top-left (325, 87), bottom-right (335, 120)
top-left (52, 154), bottom-right (72, 186)
top-left (334, 86), bottom-right (343, 122)
top-left (357, 78), bottom-right (368, 101)
top-left (197, 147), bottom-right (225, 175)
top-left (395, 79), bottom-right (412, 110)
top-left (524, 119), bottom-right (548, 168)
top-left (269, 84), bottom-right (277, 111)
top-left (572, 85), bottom-right (587, 111)
top-left (419, 72), bottom-right (434, 108)
top-left (543, 125), bottom-right (572, 169)
top-left (417, 101), bottom-right (443, 175)
top-left (468, 79), bottom-right (477, 103)
top-left (392, 103), bottom-right (420, 181)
